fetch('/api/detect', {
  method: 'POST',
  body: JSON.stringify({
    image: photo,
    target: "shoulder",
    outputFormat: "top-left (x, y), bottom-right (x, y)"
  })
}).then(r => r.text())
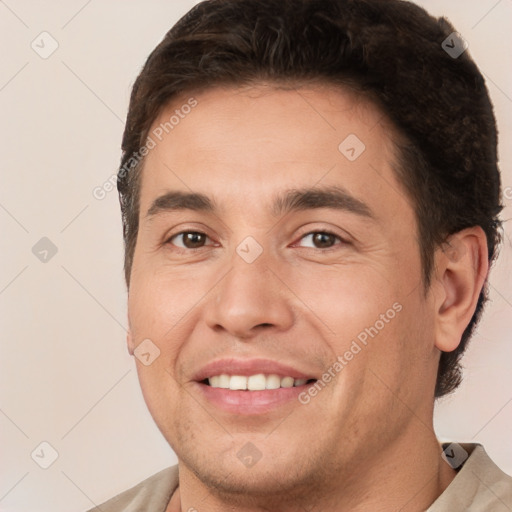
top-left (85, 465), bottom-right (179, 512)
top-left (428, 443), bottom-right (512, 511)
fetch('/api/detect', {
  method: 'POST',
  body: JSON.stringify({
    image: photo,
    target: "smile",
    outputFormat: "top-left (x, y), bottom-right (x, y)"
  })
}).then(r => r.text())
top-left (193, 359), bottom-right (319, 414)
top-left (206, 374), bottom-right (312, 390)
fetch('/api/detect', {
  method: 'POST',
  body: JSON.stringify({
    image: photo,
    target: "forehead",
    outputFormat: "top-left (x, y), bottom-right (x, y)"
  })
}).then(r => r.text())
top-left (138, 83), bottom-right (410, 221)
top-left (147, 83), bottom-right (392, 157)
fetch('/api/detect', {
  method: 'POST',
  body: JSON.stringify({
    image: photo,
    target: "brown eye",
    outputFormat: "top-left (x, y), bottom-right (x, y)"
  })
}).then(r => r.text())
top-left (169, 231), bottom-right (209, 249)
top-left (298, 231), bottom-right (343, 249)
top-left (313, 233), bottom-right (336, 248)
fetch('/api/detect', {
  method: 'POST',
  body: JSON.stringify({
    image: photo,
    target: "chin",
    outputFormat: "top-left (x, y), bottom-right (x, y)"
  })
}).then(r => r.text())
top-left (188, 456), bottom-right (317, 500)
top-left (174, 428), bottom-right (333, 501)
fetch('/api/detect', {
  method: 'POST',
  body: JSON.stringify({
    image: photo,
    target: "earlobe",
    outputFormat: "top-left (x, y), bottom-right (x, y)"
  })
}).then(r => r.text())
top-left (434, 227), bottom-right (489, 353)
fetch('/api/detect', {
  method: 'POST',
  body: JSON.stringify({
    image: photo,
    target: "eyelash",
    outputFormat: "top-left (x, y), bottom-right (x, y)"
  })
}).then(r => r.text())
top-left (165, 229), bottom-right (347, 253)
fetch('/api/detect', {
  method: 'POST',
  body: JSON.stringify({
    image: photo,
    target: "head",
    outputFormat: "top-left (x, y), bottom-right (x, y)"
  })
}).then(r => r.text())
top-left (118, 0), bottom-right (502, 501)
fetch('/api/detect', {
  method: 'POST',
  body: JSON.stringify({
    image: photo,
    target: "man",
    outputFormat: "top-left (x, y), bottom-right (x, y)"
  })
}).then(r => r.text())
top-left (89, 0), bottom-right (512, 510)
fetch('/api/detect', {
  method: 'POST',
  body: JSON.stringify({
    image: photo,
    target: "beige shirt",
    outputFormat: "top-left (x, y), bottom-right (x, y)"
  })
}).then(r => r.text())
top-left (87, 444), bottom-right (512, 511)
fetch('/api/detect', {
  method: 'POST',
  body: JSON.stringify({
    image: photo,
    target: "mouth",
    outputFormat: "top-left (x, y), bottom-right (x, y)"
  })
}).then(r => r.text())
top-left (193, 359), bottom-right (318, 414)
top-left (203, 374), bottom-right (316, 390)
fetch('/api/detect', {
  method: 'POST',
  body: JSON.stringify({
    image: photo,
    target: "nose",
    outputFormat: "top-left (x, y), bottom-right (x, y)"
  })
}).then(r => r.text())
top-left (203, 251), bottom-right (295, 340)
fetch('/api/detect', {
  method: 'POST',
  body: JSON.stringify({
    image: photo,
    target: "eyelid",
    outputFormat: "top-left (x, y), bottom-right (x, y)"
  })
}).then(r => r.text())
top-left (164, 226), bottom-right (351, 251)
top-left (292, 229), bottom-right (348, 249)
top-left (166, 229), bottom-right (215, 249)
top-left (294, 221), bottom-right (351, 240)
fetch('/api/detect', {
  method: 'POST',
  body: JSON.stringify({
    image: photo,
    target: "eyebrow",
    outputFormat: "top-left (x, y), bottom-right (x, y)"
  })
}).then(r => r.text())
top-left (146, 186), bottom-right (374, 219)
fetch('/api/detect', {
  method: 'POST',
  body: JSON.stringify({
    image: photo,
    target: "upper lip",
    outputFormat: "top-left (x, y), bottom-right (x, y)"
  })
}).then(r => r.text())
top-left (193, 358), bottom-right (317, 382)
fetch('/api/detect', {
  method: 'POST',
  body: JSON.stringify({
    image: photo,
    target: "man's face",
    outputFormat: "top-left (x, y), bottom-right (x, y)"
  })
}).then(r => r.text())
top-left (127, 85), bottom-right (440, 496)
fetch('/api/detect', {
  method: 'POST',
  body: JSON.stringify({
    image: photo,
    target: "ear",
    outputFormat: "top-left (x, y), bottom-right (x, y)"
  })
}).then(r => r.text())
top-left (433, 227), bottom-right (489, 353)
top-left (127, 316), bottom-right (135, 355)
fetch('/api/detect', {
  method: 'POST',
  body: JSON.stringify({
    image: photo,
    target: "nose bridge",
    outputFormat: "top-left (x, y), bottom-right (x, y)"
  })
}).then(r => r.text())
top-left (205, 243), bottom-right (294, 337)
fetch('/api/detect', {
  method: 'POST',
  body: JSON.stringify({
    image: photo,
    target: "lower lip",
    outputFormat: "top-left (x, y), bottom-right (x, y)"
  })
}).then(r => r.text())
top-left (195, 382), bottom-right (311, 415)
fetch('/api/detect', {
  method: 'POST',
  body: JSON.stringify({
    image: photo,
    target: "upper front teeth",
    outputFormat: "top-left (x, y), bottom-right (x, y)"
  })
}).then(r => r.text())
top-left (208, 374), bottom-right (308, 390)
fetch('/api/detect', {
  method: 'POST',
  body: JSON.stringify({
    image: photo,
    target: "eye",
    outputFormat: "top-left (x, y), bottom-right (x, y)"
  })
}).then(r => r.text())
top-left (167, 231), bottom-right (212, 250)
top-left (166, 230), bottom-right (346, 252)
top-left (296, 231), bottom-right (345, 250)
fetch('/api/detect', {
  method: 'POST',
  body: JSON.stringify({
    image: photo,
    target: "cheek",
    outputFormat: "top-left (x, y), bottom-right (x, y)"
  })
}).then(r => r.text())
top-left (128, 277), bottom-right (186, 431)
top-left (127, 276), bottom-right (182, 396)
top-left (295, 263), bottom-right (402, 340)
top-left (128, 267), bottom-right (195, 341)
top-left (295, 262), bottom-right (425, 389)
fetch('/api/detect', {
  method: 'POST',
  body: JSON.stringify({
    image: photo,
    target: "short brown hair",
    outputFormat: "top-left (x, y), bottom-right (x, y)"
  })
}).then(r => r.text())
top-left (117, 0), bottom-right (503, 397)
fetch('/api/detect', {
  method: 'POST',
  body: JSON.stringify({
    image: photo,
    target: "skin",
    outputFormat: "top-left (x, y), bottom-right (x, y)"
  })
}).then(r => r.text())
top-left (126, 83), bottom-right (488, 511)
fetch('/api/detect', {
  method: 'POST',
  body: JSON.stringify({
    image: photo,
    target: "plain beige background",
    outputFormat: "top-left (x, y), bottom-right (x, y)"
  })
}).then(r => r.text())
top-left (0, 1), bottom-right (511, 510)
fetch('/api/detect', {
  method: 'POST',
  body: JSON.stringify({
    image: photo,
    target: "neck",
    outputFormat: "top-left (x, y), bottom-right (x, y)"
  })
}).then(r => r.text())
top-left (167, 426), bottom-right (456, 512)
